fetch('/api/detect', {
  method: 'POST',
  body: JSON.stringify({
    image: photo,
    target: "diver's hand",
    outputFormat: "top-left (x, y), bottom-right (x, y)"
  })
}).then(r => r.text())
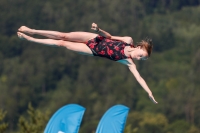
top-left (91, 23), bottom-right (99, 32)
top-left (148, 93), bottom-right (158, 104)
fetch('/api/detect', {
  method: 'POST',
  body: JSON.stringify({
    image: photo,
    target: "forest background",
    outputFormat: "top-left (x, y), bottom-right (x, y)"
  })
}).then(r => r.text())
top-left (0, 0), bottom-right (200, 133)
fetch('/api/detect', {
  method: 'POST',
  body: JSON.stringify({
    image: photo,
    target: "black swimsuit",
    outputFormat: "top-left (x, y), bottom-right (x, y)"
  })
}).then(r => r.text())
top-left (86, 35), bottom-right (132, 61)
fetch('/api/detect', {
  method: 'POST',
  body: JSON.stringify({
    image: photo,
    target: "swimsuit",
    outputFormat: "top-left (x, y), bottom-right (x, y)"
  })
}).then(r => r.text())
top-left (85, 35), bottom-right (132, 61)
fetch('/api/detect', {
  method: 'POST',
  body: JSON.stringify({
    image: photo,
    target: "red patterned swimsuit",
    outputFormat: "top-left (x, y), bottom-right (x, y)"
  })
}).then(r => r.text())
top-left (86, 35), bottom-right (132, 61)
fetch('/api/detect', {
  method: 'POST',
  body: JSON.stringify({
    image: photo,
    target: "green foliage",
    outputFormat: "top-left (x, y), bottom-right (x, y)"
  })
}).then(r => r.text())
top-left (140, 0), bottom-right (200, 14)
top-left (139, 113), bottom-right (168, 133)
top-left (0, 0), bottom-right (200, 132)
top-left (0, 110), bottom-right (8, 133)
top-left (17, 103), bottom-right (50, 133)
top-left (79, 120), bottom-right (99, 133)
top-left (126, 112), bottom-right (168, 133)
top-left (140, 15), bottom-right (176, 52)
top-left (166, 120), bottom-right (191, 133)
top-left (188, 125), bottom-right (200, 133)
top-left (124, 124), bottom-right (138, 133)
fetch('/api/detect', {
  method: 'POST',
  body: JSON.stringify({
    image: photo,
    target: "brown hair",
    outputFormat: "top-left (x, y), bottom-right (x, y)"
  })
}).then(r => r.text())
top-left (136, 37), bottom-right (153, 57)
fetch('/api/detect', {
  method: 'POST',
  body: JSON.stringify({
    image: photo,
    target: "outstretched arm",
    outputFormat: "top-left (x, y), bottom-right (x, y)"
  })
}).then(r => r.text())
top-left (91, 23), bottom-right (111, 38)
top-left (122, 59), bottom-right (158, 104)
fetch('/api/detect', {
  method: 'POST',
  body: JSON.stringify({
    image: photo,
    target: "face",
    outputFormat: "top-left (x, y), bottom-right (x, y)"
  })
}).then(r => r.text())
top-left (131, 47), bottom-right (148, 60)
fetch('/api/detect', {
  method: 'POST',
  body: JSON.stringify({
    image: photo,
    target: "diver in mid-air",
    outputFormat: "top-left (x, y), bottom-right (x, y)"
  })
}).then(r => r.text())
top-left (17, 23), bottom-right (158, 104)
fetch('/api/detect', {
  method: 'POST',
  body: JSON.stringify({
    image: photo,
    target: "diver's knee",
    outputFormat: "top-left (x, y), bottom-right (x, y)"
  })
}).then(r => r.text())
top-left (57, 40), bottom-right (66, 47)
top-left (56, 33), bottom-right (67, 39)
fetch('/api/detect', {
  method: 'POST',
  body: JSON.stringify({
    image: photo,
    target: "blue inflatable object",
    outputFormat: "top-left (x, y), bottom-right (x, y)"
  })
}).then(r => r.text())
top-left (96, 105), bottom-right (129, 133)
top-left (44, 104), bottom-right (85, 133)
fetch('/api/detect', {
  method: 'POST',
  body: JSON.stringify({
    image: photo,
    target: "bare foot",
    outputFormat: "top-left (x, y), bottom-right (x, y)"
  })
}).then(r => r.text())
top-left (18, 26), bottom-right (34, 35)
top-left (17, 32), bottom-right (31, 40)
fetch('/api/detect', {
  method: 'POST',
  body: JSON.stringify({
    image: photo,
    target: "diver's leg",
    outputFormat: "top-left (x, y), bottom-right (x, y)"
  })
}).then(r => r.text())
top-left (18, 26), bottom-right (97, 42)
top-left (17, 32), bottom-right (93, 55)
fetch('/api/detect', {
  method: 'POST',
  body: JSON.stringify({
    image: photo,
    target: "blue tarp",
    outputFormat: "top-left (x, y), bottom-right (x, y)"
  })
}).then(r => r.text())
top-left (44, 104), bottom-right (85, 133)
top-left (96, 104), bottom-right (129, 133)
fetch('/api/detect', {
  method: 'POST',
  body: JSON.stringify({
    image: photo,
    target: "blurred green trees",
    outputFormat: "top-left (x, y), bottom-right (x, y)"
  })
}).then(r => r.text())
top-left (0, 0), bottom-right (200, 132)
top-left (17, 103), bottom-right (50, 133)
top-left (0, 110), bottom-right (8, 133)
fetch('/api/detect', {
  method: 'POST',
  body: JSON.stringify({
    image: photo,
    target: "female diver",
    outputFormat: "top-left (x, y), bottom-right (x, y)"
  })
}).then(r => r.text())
top-left (17, 23), bottom-right (158, 104)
